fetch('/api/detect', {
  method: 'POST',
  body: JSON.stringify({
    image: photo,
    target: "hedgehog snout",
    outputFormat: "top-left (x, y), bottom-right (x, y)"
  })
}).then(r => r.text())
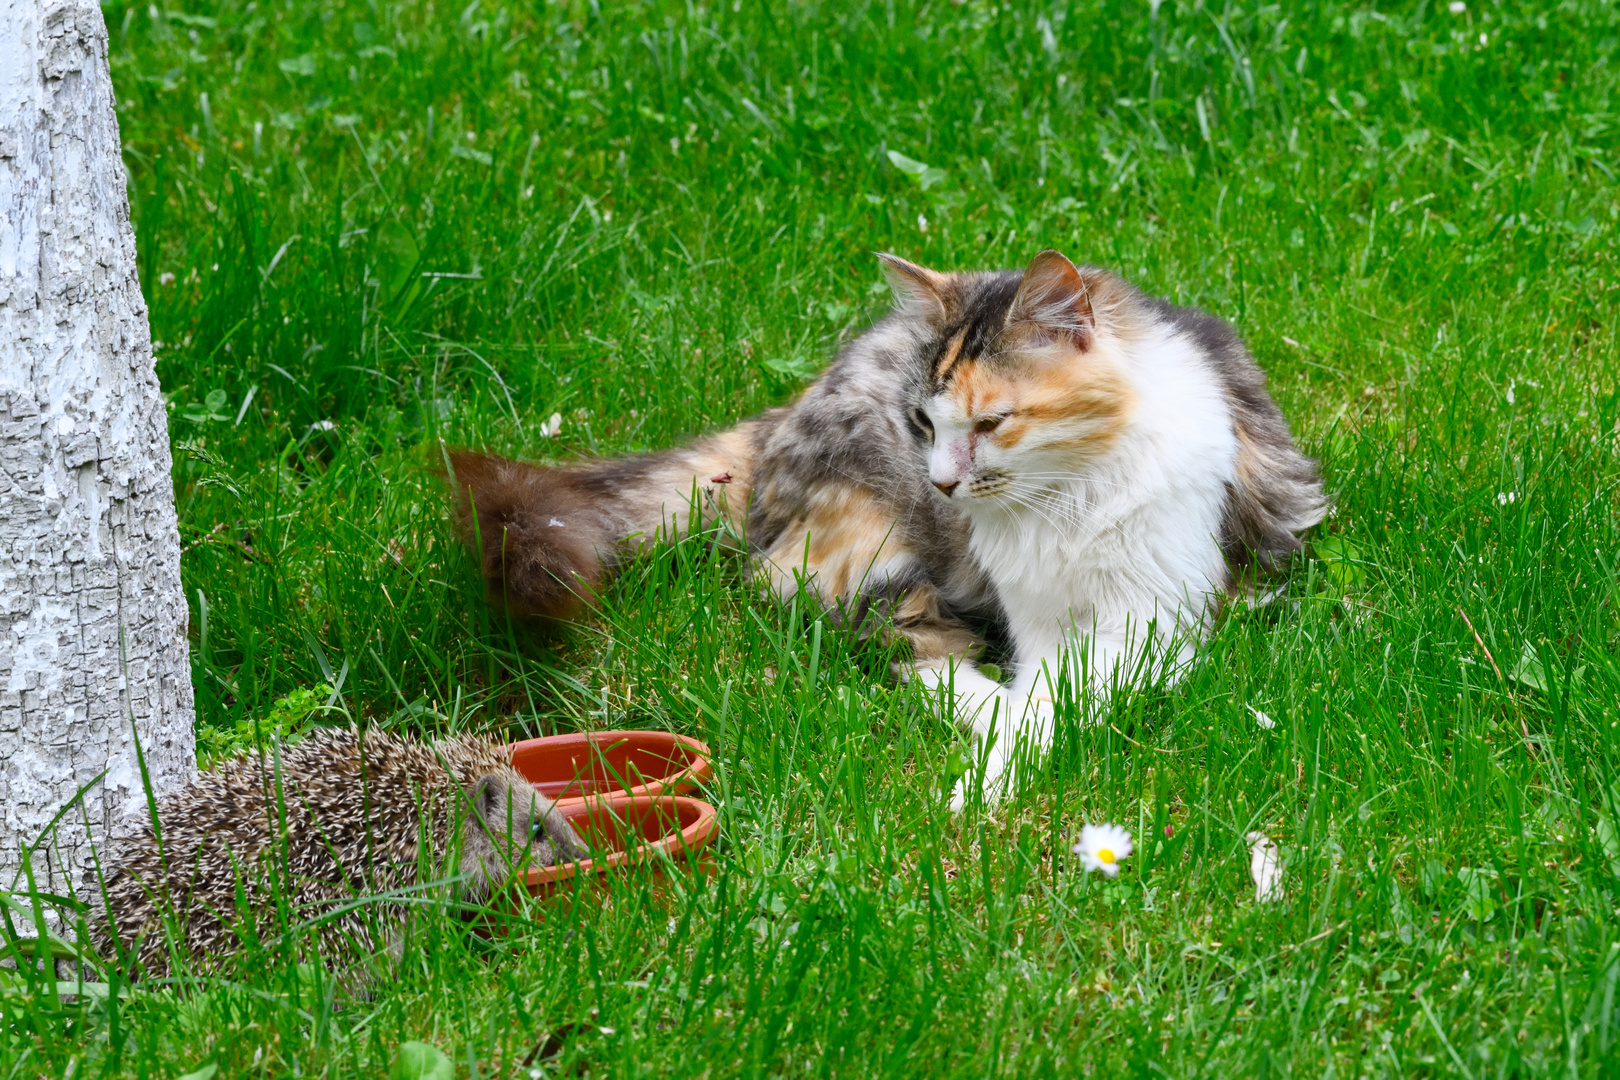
top-left (534, 796), bottom-right (588, 864)
top-left (467, 770), bottom-right (585, 884)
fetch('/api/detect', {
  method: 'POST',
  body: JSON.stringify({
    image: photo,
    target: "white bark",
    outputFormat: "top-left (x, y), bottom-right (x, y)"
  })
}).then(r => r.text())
top-left (0, 0), bottom-right (195, 903)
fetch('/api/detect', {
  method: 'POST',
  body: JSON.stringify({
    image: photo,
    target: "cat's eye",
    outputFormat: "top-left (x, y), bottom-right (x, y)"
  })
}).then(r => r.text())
top-left (530, 819), bottom-right (544, 842)
top-left (908, 407), bottom-right (935, 440)
top-left (974, 415), bottom-right (1006, 435)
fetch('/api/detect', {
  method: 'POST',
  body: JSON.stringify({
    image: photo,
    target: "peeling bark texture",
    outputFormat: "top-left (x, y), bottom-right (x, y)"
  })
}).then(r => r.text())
top-left (0, 0), bottom-right (196, 903)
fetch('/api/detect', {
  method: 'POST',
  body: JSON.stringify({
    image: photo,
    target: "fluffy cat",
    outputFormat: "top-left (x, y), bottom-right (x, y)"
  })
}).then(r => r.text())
top-left (444, 249), bottom-right (1324, 807)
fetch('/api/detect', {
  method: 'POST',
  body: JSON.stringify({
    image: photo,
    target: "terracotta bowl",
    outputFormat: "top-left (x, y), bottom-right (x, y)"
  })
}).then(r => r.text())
top-left (507, 730), bottom-right (713, 803)
top-left (519, 793), bottom-right (719, 900)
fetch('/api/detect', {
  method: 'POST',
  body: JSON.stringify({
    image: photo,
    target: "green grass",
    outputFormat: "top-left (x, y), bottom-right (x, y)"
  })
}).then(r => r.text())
top-left (5, 0), bottom-right (1620, 1073)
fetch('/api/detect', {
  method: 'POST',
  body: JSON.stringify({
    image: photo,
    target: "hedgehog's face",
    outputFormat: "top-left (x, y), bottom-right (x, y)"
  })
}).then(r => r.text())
top-left (464, 771), bottom-right (588, 893)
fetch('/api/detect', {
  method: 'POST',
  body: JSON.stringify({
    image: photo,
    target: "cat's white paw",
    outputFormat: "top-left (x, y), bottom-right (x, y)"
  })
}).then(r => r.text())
top-left (949, 741), bottom-right (1012, 813)
top-left (946, 692), bottom-right (1055, 813)
top-left (1020, 692), bottom-right (1057, 737)
top-left (910, 663), bottom-right (1009, 723)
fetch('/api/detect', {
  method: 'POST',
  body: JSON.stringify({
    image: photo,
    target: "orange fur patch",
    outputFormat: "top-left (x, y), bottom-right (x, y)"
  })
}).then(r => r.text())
top-left (759, 484), bottom-right (903, 604)
top-left (699, 426), bottom-right (758, 529)
top-left (948, 349), bottom-right (1135, 456)
top-left (934, 329), bottom-right (968, 381)
top-left (627, 422), bottom-right (762, 551)
top-left (890, 587), bottom-right (982, 668)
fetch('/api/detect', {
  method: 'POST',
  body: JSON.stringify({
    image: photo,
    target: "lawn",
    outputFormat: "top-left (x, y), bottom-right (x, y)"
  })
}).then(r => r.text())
top-left (8, 0), bottom-right (1620, 1074)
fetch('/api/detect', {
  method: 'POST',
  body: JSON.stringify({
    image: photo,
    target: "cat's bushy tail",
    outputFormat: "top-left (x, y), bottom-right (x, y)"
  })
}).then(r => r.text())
top-left (441, 421), bottom-right (766, 619)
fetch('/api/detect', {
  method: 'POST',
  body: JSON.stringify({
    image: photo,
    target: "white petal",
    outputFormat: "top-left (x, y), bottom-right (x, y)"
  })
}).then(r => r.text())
top-left (1246, 831), bottom-right (1283, 903)
top-left (1248, 705), bottom-right (1277, 730)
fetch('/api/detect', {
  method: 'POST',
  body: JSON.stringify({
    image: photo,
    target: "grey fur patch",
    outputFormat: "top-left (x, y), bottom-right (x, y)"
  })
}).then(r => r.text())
top-left (747, 313), bottom-right (999, 619)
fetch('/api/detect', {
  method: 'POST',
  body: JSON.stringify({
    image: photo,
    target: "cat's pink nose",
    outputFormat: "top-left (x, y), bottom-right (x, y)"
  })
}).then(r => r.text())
top-left (933, 480), bottom-right (960, 497)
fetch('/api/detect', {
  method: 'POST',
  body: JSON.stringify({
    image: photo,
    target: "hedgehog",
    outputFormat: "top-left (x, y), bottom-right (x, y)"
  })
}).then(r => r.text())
top-left (89, 726), bottom-right (588, 979)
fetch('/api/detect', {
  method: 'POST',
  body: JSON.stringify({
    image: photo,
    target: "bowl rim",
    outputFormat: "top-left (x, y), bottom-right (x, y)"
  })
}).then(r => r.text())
top-left (519, 792), bottom-right (719, 892)
top-left (506, 729), bottom-right (714, 804)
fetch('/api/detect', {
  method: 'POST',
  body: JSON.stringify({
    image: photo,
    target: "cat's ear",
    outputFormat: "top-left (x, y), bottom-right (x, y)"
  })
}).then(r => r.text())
top-left (876, 252), bottom-right (949, 320)
top-left (1007, 249), bottom-right (1095, 351)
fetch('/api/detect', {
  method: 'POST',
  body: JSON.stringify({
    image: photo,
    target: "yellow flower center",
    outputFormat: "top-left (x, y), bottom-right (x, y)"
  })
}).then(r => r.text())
top-left (1097, 848), bottom-right (1115, 864)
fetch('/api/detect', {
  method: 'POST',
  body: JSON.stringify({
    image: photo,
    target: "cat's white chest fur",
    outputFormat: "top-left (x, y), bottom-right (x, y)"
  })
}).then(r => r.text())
top-left (964, 326), bottom-right (1236, 695)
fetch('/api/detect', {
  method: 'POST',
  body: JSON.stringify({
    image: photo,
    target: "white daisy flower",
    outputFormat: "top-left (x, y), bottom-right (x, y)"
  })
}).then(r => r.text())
top-left (1248, 704), bottom-right (1277, 730)
top-left (1072, 823), bottom-right (1133, 877)
top-left (540, 412), bottom-right (563, 437)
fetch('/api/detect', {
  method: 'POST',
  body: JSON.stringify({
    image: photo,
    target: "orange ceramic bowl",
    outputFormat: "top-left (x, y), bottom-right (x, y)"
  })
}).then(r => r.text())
top-left (519, 793), bottom-right (719, 900)
top-left (508, 730), bottom-right (713, 804)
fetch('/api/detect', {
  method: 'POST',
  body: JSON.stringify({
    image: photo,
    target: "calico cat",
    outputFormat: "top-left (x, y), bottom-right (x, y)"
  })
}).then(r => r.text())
top-left (445, 249), bottom-right (1324, 807)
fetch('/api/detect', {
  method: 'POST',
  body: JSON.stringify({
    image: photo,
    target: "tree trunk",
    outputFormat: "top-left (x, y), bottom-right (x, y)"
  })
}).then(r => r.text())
top-left (0, 0), bottom-right (195, 909)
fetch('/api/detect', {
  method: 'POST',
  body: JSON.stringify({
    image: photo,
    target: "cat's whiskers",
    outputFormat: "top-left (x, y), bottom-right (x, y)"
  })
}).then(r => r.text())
top-left (1004, 482), bottom-right (1122, 545)
top-left (1009, 498), bottom-right (1121, 556)
top-left (1002, 471), bottom-right (1136, 493)
top-left (999, 491), bottom-right (1070, 536)
top-left (1011, 487), bottom-right (1088, 522)
top-left (1016, 500), bottom-right (1092, 541)
top-left (1015, 475), bottom-right (1142, 530)
top-left (1001, 481), bottom-right (1089, 529)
